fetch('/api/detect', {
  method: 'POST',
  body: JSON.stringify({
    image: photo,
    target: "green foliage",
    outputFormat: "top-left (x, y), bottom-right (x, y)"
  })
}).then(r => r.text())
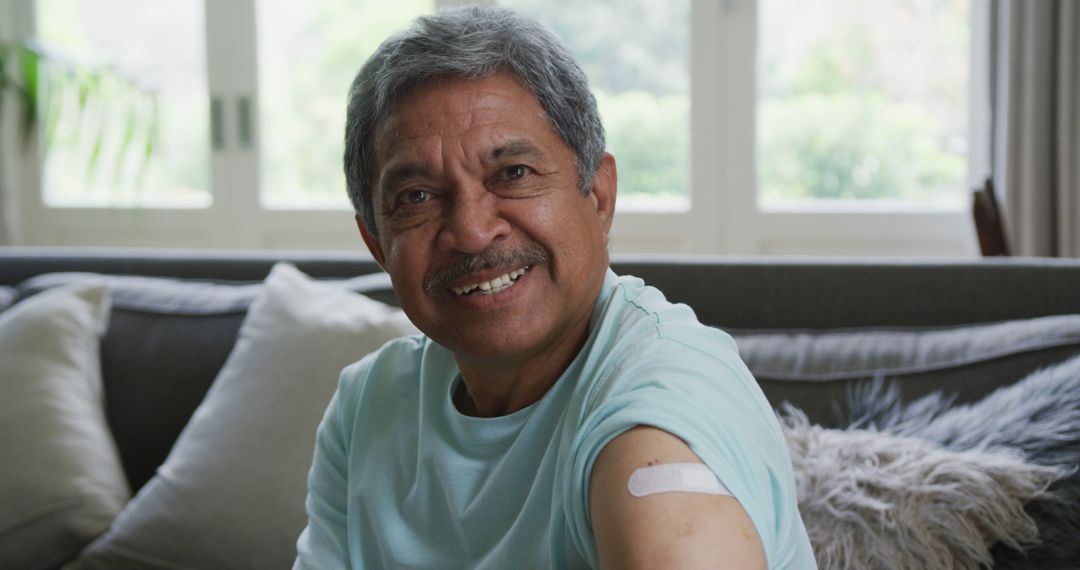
top-left (759, 92), bottom-right (964, 202)
top-left (507, 0), bottom-right (689, 95)
top-left (0, 40), bottom-right (159, 192)
top-left (788, 35), bottom-right (874, 95)
top-left (597, 90), bottom-right (688, 197)
top-left (17, 44), bottom-right (40, 142)
top-left (759, 2), bottom-right (968, 206)
top-left (0, 42), bottom-right (37, 145)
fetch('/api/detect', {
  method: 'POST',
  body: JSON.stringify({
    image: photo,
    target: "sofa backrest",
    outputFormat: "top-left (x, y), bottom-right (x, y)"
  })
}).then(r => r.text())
top-left (4, 247), bottom-right (1080, 492)
top-left (5, 248), bottom-right (1080, 328)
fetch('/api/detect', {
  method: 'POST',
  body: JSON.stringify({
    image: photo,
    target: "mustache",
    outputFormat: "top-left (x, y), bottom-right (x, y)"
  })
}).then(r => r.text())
top-left (423, 243), bottom-right (549, 293)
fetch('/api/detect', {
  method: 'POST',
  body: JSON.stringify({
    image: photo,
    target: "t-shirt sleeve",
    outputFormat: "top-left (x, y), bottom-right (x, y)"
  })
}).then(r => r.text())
top-left (293, 367), bottom-right (357, 569)
top-left (565, 330), bottom-right (814, 569)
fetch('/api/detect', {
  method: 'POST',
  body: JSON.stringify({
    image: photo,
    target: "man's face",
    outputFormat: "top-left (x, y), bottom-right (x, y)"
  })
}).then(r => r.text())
top-left (360, 73), bottom-right (616, 370)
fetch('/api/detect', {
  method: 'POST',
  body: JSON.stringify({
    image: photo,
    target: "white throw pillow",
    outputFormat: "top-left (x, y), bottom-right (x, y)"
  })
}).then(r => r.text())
top-left (70, 263), bottom-right (418, 570)
top-left (0, 284), bottom-right (129, 570)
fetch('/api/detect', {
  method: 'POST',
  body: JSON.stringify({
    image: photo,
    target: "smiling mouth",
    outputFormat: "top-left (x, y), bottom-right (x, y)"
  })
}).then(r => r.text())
top-left (450, 266), bottom-right (530, 296)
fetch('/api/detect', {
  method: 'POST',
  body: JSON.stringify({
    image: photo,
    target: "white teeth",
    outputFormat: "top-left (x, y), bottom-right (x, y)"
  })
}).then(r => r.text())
top-left (450, 266), bottom-right (530, 296)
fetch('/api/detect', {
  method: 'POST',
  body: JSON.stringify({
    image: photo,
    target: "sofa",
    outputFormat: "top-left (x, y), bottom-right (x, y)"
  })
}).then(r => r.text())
top-left (1, 246), bottom-right (1079, 570)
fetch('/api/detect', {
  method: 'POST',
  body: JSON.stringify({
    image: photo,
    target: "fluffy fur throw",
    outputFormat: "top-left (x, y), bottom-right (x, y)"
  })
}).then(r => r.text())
top-left (784, 354), bottom-right (1080, 570)
top-left (783, 409), bottom-right (1063, 570)
top-left (845, 354), bottom-right (1080, 570)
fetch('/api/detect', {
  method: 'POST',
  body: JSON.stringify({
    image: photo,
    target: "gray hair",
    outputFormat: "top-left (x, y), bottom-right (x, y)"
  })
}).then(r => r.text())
top-left (344, 5), bottom-right (605, 236)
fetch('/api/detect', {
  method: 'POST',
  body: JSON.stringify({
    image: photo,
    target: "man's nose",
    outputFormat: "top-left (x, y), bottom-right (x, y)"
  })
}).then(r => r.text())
top-left (436, 189), bottom-right (511, 254)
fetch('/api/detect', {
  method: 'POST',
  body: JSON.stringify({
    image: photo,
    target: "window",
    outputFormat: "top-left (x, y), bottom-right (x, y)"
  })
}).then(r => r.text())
top-left (4, 0), bottom-right (984, 256)
top-left (36, 0), bottom-right (210, 208)
top-left (758, 0), bottom-right (970, 210)
top-left (721, 0), bottom-right (980, 256)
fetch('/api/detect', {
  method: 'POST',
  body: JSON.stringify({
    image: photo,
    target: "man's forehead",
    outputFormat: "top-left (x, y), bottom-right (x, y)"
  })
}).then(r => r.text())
top-left (372, 74), bottom-right (561, 173)
top-left (377, 104), bottom-right (532, 149)
top-left (377, 75), bottom-right (547, 142)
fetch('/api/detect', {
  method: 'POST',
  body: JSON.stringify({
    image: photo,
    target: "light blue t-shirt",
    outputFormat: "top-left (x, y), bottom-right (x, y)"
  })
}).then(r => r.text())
top-left (295, 270), bottom-right (815, 569)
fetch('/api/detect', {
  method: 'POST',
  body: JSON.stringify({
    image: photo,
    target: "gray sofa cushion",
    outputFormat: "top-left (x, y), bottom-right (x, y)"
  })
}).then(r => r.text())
top-left (734, 315), bottom-right (1080, 426)
top-left (0, 286), bottom-right (14, 312)
top-left (14, 271), bottom-right (396, 492)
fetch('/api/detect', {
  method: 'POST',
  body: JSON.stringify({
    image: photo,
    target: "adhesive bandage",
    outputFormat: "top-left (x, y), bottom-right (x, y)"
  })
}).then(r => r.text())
top-left (627, 462), bottom-right (731, 498)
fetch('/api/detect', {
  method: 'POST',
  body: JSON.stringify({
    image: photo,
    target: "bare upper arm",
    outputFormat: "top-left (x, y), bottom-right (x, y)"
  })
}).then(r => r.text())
top-left (588, 426), bottom-right (767, 570)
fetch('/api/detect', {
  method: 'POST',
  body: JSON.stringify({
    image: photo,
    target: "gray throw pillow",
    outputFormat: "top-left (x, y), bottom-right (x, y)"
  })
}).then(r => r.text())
top-left (67, 263), bottom-right (417, 570)
top-left (0, 284), bottom-right (130, 570)
top-left (734, 315), bottom-right (1080, 424)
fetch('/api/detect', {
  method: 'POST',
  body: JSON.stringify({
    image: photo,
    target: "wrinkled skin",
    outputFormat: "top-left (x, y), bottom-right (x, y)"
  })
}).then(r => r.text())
top-left (358, 73), bottom-right (617, 417)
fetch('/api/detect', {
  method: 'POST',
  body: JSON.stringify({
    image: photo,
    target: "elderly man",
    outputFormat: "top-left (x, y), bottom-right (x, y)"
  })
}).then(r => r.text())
top-left (295, 6), bottom-right (814, 569)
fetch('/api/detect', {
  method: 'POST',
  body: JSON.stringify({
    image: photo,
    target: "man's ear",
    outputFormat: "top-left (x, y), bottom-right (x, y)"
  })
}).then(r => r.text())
top-left (589, 152), bottom-right (618, 238)
top-left (356, 214), bottom-right (387, 269)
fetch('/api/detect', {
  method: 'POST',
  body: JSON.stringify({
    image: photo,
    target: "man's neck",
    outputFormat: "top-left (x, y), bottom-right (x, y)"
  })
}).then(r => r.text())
top-left (453, 308), bottom-right (593, 418)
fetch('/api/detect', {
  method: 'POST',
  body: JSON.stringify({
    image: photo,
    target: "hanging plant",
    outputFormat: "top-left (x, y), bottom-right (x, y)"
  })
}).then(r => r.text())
top-left (0, 39), bottom-right (159, 187)
top-left (0, 40), bottom-right (36, 145)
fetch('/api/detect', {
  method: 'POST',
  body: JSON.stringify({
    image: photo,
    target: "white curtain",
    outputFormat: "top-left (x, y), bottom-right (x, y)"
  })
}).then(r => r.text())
top-left (992, 0), bottom-right (1080, 257)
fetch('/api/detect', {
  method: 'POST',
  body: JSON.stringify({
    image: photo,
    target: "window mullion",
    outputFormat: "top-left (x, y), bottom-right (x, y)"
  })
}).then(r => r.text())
top-left (717, 0), bottom-right (759, 254)
top-left (967, 0), bottom-right (992, 190)
top-left (205, 0), bottom-right (261, 247)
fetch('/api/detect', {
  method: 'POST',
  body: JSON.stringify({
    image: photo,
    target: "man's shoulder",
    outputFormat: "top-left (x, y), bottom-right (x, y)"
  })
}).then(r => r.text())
top-left (579, 272), bottom-right (761, 416)
top-left (598, 272), bottom-right (740, 366)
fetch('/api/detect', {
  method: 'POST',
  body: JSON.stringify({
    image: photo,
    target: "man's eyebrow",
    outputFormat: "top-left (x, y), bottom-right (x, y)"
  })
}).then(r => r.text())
top-left (490, 141), bottom-right (546, 162)
top-left (379, 163), bottom-right (431, 190)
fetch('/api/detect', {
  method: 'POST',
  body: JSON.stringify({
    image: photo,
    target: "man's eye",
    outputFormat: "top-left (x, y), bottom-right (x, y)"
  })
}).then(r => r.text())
top-left (504, 165), bottom-right (529, 180)
top-left (399, 190), bottom-right (430, 205)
